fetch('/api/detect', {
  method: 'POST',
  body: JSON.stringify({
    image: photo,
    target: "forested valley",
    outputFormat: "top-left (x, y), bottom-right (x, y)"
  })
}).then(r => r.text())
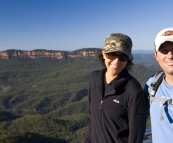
top-left (0, 51), bottom-right (160, 143)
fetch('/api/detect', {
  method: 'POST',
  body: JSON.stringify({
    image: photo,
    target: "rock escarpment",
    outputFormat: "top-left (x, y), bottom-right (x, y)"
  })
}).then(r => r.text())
top-left (0, 48), bottom-right (100, 59)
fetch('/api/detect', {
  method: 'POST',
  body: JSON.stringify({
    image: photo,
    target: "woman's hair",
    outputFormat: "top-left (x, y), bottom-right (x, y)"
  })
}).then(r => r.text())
top-left (97, 49), bottom-right (134, 71)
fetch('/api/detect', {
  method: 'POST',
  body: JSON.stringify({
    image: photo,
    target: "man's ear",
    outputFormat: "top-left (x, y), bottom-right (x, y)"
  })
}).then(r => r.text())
top-left (154, 50), bottom-right (158, 62)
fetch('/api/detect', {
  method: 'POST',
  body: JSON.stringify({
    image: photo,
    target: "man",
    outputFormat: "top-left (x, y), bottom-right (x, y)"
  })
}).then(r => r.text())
top-left (144, 27), bottom-right (173, 143)
top-left (85, 33), bottom-right (149, 143)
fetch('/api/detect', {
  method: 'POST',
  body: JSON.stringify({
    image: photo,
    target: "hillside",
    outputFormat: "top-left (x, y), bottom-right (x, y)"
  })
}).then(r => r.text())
top-left (0, 53), bottom-right (160, 143)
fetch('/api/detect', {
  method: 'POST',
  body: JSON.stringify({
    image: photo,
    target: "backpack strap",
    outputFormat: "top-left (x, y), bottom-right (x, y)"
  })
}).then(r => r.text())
top-left (150, 96), bottom-right (173, 120)
top-left (148, 71), bottom-right (166, 121)
top-left (160, 99), bottom-right (173, 120)
top-left (148, 71), bottom-right (173, 120)
top-left (148, 71), bottom-right (164, 101)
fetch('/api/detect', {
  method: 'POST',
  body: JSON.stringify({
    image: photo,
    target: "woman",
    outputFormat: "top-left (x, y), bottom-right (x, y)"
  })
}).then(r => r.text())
top-left (85, 33), bottom-right (149, 143)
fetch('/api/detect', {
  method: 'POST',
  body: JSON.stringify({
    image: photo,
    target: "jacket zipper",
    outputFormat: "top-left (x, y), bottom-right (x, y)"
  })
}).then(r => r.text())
top-left (99, 100), bottom-right (103, 109)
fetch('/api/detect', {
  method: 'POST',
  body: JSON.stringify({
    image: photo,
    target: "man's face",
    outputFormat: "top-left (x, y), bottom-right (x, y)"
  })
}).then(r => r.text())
top-left (155, 42), bottom-right (173, 76)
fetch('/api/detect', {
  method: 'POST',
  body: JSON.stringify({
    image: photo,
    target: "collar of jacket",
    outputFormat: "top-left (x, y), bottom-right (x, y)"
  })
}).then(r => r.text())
top-left (97, 68), bottom-right (131, 96)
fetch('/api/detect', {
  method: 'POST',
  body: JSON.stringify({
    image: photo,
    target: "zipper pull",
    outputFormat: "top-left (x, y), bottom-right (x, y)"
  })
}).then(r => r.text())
top-left (99, 101), bottom-right (103, 109)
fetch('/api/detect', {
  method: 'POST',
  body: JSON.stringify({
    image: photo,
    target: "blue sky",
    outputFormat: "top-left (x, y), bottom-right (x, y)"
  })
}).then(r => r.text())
top-left (0, 0), bottom-right (173, 52)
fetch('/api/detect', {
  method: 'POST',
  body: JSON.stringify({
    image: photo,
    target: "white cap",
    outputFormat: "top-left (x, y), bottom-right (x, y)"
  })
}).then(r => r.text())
top-left (154, 28), bottom-right (173, 51)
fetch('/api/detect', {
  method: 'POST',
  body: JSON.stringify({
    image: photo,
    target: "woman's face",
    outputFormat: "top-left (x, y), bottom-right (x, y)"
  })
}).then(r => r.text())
top-left (102, 50), bottom-right (128, 76)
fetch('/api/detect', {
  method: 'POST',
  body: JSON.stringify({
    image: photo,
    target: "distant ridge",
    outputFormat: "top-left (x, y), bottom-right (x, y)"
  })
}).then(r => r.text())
top-left (132, 50), bottom-right (153, 53)
top-left (0, 48), bottom-right (154, 59)
top-left (0, 48), bottom-right (100, 59)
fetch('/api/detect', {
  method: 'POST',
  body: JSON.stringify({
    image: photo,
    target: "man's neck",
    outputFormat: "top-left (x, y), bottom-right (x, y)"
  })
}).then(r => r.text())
top-left (165, 74), bottom-right (173, 86)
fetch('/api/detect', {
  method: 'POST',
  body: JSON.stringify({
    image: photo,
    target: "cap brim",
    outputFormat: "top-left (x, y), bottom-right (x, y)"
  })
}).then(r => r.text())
top-left (104, 47), bottom-right (132, 60)
top-left (156, 38), bottom-right (173, 51)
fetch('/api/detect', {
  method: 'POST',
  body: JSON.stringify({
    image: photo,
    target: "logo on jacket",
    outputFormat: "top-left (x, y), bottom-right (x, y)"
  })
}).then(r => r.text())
top-left (113, 99), bottom-right (119, 103)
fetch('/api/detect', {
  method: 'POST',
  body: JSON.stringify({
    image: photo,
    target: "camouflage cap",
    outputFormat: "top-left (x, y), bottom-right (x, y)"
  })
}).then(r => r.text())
top-left (104, 33), bottom-right (133, 60)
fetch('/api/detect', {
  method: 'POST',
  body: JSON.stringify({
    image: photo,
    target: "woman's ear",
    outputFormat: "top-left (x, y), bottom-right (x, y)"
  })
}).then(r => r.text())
top-left (102, 50), bottom-right (106, 59)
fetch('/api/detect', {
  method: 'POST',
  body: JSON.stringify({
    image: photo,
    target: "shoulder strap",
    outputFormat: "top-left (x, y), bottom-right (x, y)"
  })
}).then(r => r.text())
top-left (148, 71), bottom-right (173, 121)
top-left (148, 71), bottom-right (164, 97)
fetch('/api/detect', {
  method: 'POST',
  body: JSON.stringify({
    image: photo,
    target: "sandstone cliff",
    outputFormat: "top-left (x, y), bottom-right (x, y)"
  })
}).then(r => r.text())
top-left (0, 48), bottom-right (100, 59)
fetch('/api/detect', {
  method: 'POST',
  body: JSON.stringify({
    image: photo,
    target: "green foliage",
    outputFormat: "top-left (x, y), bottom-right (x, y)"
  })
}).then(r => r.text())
top-left (130, 64), bottom-right (158, 87)
top-left (0, 55), bottom-right (158, 142)
top-left (0, 131), bottom-right (69, 143)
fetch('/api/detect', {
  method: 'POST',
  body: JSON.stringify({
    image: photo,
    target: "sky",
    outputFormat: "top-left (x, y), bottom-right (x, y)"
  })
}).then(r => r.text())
top-left (0, 0), bottom-right (173, 52)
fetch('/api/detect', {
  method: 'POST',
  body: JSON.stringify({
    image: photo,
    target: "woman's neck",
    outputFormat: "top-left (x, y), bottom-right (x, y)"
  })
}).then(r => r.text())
top-left (105, 71), bottom-right (117, 84)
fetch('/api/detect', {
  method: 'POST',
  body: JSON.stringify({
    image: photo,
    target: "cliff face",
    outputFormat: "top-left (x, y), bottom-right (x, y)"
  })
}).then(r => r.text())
top-left (0, 48), bottom-right (100, 59)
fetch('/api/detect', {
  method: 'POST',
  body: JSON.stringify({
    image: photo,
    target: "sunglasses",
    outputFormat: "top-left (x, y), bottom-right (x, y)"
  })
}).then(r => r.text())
top-left (158, 42), bottom-right (173, 54)
top-left (105, 52), bottom-right (129, 62)
top-left (159, 47), bottom-right (173, 55)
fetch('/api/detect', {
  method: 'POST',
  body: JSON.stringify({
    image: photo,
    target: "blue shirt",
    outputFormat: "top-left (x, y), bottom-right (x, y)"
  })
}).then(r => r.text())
top-left (145, 76), bottom-right (173, 143)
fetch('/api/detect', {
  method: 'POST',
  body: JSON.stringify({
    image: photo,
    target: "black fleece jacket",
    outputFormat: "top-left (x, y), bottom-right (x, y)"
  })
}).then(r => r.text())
top-left (85, 68), bottom-right (149, 143)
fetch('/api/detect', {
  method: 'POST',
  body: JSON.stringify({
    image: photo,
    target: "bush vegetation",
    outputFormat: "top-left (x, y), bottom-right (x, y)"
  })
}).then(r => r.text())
top-left (0, 55), bottom-right (159, 142)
